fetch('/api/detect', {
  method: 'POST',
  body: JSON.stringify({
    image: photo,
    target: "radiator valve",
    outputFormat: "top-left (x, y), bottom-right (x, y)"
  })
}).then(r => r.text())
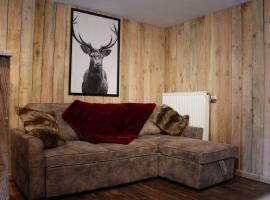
top-left (210, 95), bottom-right (217, 103)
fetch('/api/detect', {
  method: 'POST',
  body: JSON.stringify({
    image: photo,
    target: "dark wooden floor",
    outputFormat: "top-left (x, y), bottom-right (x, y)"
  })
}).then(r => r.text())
top-left (10, 176), bottom-right (270, 200)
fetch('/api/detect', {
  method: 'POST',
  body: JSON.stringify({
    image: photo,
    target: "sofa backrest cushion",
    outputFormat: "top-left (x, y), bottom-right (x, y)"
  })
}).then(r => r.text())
top-left (139, 106), bottom-right (161, 136)
top-left (27, 104), bottom-right (79, 141)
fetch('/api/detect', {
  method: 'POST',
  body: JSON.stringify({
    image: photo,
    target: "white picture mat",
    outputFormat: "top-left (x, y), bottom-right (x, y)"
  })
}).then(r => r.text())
top-left (70, 10), bottom-right (119, 95)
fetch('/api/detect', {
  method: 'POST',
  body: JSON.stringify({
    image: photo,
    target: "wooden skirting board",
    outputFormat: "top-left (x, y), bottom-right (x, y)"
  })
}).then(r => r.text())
top-left (236, 170), bottom-right (270, 185)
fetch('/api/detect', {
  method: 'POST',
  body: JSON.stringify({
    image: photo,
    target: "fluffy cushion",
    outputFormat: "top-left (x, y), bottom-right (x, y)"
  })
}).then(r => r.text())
top-left (62, 100), bottom-right (156, 144)
top-left (16, 106), bottom-right (65, 149)
top-left (152, 104), bottom-right (189, 136)
top-left (139, 107), bottom-right (161, 136)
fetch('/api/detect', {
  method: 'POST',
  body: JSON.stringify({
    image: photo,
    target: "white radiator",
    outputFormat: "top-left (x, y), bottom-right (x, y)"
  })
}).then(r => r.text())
top-left (162, 91), bottom-right (210, 141)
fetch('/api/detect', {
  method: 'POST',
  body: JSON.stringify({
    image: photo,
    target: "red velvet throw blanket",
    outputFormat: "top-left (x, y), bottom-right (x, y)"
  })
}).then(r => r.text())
top-left (62, 100), bottom-right (156, 144)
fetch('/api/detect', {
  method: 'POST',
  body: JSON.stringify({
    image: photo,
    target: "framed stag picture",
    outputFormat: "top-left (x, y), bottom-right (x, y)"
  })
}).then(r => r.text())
top-left (69, 8), bottom-right (120, 96)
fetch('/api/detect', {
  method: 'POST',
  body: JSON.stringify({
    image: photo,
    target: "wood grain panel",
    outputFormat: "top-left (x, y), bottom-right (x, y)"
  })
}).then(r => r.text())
top-left (150, 26), bottom-right (165, 104)
top-left (128, 21), bottom-right (139, 102)
top-left (18, 0), bottom-right (35, 110)
top-left (182, 22), bottom-right (192, 92)
top-left (32, 0), bottom-right (45, 103)
top-left (263, 0), bottom-right (270, 178)
top-left (7, 0), bottom-right (22, 129)
top-left (231, 5), bottom-right (242, 167)
top-left (53, 4), bottom-right (67, 103)
top-left (0, 0), bottom-right (8, 50)
top-left (219, 10), bottom-right (232, 144)
top-left (63, 5), bottom-right (74, 103)
top-left (251, 0), bottom-right (264, 176)
top-left (165, 26), bottom-right (177, 92)
top-left (41, 0), bottom-right (56, 103)
top-left (208, 12), bottom-right (221, 143)
top-left (119, 19), bottom-right (129, 102)
top-left (176, 24), bottom-right (184, 92)
top-left (142, 24), bottom-right (151, 102)
top-left (195, 17), bottom-right (206, 91)
top-left (241, 2), bottom-right (254, 173)
top-left (136, 23), bottom-right (146, 102)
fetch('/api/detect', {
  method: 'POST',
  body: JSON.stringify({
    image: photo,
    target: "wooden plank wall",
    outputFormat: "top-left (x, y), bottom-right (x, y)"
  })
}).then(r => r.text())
top-left (165, 0), bottom-right (270, 182)
top-left (0, 0), bottom-right (165, 129)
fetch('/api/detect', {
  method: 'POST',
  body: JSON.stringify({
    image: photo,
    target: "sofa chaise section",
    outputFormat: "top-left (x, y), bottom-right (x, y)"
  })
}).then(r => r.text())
top-left (157, 136), bottom-right (238, 189)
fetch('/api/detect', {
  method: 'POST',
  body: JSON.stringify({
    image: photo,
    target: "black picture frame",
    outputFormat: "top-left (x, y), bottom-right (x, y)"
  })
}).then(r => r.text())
top-left (69, 8), bottom-right (120, 97)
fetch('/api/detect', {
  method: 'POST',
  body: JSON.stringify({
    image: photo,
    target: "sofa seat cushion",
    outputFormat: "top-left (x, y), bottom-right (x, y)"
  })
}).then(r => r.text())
top-left (158, 137), bottom-right (238, 164)
top-left (45, 140), bottom-right (157, 168)
top-left (98, 139), bottom-right (158, 158)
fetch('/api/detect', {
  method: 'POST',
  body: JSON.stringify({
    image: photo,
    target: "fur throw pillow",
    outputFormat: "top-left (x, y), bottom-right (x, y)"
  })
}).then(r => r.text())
top-left (152, 104), bottom-right (189, 136)
top-left (139, 107), bottom-right (161, 136)
top-left (16, 106), bottom-right (65, 149)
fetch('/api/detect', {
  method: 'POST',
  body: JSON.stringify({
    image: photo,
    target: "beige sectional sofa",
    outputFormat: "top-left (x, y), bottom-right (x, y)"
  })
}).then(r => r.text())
top-left (11, 103), bottom-right (238, 199)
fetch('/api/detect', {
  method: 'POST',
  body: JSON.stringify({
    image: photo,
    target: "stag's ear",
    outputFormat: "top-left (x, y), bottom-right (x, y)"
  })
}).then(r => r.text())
top-left (101, 49), bottom-right (111, 57)
top-left (80, 45), bottom-right (92, 54)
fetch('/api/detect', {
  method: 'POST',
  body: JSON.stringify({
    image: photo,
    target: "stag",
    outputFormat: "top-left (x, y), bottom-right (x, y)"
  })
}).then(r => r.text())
top-left (72, 16), bottom-right (118, 94)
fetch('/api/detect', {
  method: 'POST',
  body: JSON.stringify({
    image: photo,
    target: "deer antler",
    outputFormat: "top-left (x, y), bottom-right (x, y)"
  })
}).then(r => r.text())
top-left (72, 16), bottom-right (93, 50)
top-left (100, 24), bottom-right (118, 51)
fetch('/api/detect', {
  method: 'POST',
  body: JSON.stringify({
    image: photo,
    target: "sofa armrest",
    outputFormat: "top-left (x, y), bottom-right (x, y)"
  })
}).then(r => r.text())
top-left (11, 129), bottom-right (45, 199)
top-left (181, 126), bottom-right (203, 139)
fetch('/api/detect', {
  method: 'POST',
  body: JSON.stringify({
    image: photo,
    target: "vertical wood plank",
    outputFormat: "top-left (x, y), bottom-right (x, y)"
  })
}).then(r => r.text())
top-left (251, 0), bottom-right (264, 175)
top-left (165, 26), bottom-right (177, 92)
top-left (219, 9), bottom-right (232, 144)
top-left (182, 22), bottom-right (192, 92)
top-left (158, 27), bottom-right (166, 103)
top-left (176, 24), bottom-right (184, 92)
top-left (195, 17), bottom-right (206, 91)
top-left (120, 19), bottom-right (130, 102)
top-left (149, 26), bottom-right (158, 103)
top-left (241, 2), bottom-right (254, 173)
top-left (41, 0), bottom-right (56, 103)
top-left (231, 5), bottom-right (242, 167)
top-left (0, 0), bottom-right (8, 50)
top-left (32, 0), bottom-right (46, 103)
top-left (143, 24), bottom-right (151, 102)
top-left (208, 13), bottom-right (221, 143)
top-left (128, 21), bottom-right (138, 102)
top-left (263, 0), bottom-right (270, 178)
top-left (137, 23), bottom-right (146, 102)
top-left (189, 20), bottom-right (198, 91)
top-left (204, 15), bottom-right (212, 94)
top-left (151, 26), bottom-right (165, 104)
top-left (19, 0), bottom-right (35, 108)
top-left (63, 5), bottom-right (73, 103)
top-left (7, 0), bottom-right (22, 129)
top-left (53, 4), bottom-right (67, 103)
